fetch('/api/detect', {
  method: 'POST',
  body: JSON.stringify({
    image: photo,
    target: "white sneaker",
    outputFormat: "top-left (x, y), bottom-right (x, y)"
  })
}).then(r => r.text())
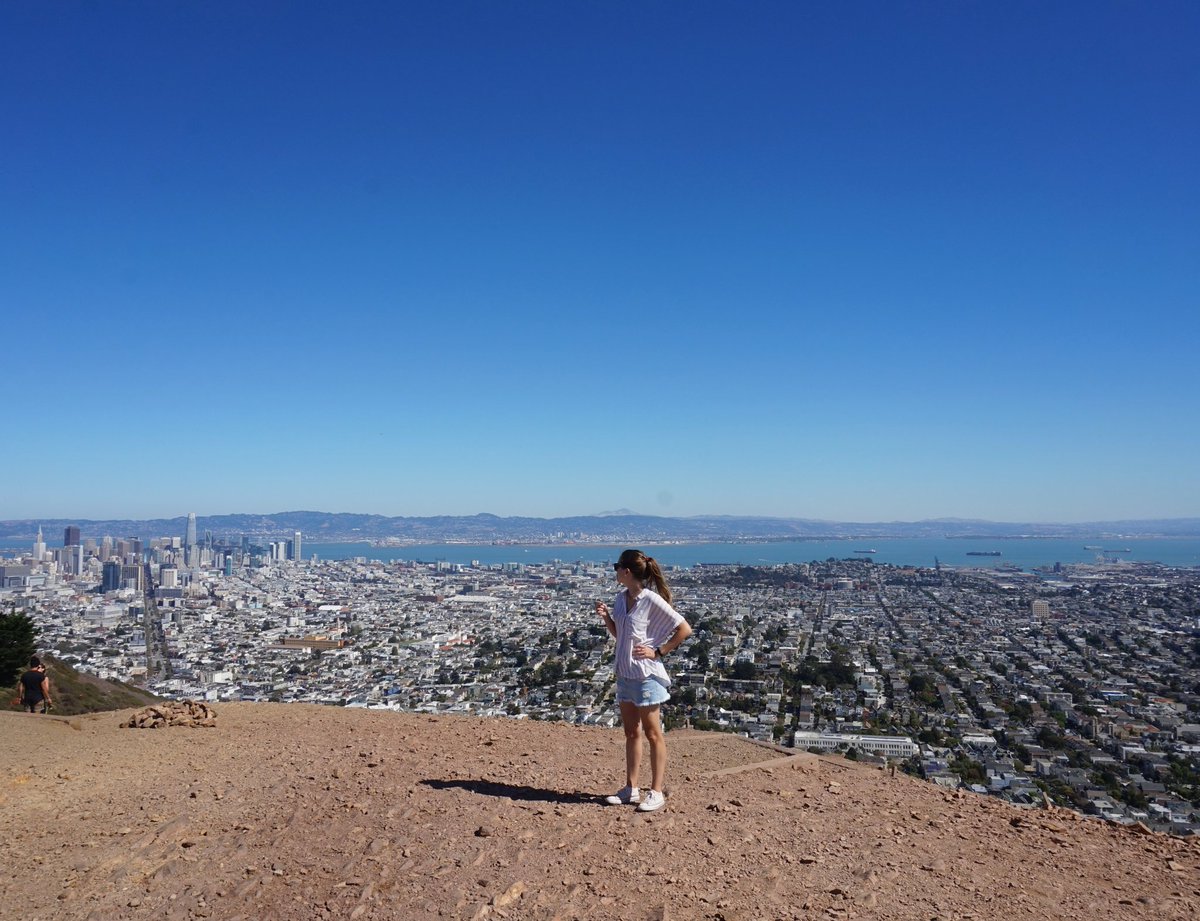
top-left (604, 785), bottom-right (640, 805)
top-left (636, 789), bottom-right (666, 812)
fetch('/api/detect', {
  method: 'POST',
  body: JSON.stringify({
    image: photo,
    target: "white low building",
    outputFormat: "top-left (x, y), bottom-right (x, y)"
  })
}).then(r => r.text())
top-left (793, 730), bottom-right (918, 758)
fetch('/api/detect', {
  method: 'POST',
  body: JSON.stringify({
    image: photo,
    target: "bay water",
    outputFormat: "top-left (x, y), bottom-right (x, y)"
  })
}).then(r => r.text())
top-left (303, 538), bottom-right (1200, 570)
top-left (4, 537), bottom-right (1197, 570)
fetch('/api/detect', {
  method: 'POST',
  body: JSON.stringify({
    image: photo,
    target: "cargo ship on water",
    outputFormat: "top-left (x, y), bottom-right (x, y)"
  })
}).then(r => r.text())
top-left (966, 551), bottom-right (1002, 556)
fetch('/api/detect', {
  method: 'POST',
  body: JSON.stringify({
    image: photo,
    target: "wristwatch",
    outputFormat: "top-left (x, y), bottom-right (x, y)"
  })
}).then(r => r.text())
top-left (654, 646), bottom-right (663, 658)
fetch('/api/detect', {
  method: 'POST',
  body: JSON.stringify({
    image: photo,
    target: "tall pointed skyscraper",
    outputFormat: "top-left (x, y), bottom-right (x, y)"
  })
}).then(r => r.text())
top-left (185, 512), bottom-right (197, 550)
top-left (33, 526), bottom-right (45, 562)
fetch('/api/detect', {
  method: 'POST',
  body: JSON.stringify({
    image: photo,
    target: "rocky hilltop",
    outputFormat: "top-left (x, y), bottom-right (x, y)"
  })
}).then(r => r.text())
top-left (2, 704), bottom-right (1197, 921)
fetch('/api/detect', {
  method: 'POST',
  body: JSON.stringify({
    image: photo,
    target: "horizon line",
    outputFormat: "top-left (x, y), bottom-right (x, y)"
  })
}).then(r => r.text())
top-left (4, 510), bottom-right (1200, 527)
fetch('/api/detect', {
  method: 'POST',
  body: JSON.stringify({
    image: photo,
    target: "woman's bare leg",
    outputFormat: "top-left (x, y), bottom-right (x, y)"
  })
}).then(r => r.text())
top-left (640, 705), bottom-right (666, 792)
top-left (619, 700), bottom-right (643, 788)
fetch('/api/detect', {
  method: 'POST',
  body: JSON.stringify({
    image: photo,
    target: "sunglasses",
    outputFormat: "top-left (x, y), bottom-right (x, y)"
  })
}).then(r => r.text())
top-left (613, 563), bottom-right (627, 572)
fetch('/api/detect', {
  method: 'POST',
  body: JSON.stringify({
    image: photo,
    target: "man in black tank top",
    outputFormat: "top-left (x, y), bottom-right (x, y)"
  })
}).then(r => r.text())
top-left (19, 656), bottom-right (52, 714)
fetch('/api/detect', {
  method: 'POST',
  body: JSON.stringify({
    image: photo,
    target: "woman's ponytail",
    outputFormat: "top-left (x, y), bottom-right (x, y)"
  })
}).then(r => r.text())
top-left (616, 548), bottom-right (674, 605)
top-left (643, 555), bottom-right (672, 605)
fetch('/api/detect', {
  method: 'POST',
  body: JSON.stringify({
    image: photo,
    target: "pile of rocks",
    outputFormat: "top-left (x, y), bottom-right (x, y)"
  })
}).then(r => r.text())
top-left (120, 700), bottom-right (217, 729)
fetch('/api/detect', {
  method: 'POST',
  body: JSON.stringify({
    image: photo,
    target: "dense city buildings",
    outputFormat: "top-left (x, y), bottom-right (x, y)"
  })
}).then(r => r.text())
top-left (3, 524), bottom-right (1199, 836)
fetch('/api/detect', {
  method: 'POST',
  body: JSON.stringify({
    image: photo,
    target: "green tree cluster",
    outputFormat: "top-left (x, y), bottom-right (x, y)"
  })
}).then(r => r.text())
top-left (731, 659), bottom-right (758, 680)
top-left (786, 652), bottom-right (855, 690)
top-left (950, 755), bottom-right (986, 786)
top-left (526, 657), bottom-right (564, 687)
top-left (907, 673), bottom-right (940, 708)
top-left (1036, 724), bottom-right (1065, 749)
top-left (0, 609), bottom-right (39, 685)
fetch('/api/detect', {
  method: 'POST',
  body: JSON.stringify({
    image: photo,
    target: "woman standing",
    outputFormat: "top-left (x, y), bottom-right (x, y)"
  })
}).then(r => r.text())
top-left (595, 549), bottom-right (692, 812)
top-left (20, 656), bottom-right (52, 714)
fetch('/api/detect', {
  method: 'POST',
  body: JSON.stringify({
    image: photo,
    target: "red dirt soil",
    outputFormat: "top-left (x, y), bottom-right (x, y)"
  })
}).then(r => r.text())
top-left (2, 705), bottom-right (1197, 920)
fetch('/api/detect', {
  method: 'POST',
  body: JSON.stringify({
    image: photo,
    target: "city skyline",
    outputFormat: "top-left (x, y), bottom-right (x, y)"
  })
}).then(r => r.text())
top-left (3, 508), bottom-right (1200, 547)
top-left (3, 3), bottom-right (1197, 522)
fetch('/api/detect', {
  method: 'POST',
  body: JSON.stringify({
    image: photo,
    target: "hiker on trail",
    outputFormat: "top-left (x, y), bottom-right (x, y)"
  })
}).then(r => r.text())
top-left (595, 549), bottom-right (692, 813)
top-left (20, 656), bottom-right (52, 714)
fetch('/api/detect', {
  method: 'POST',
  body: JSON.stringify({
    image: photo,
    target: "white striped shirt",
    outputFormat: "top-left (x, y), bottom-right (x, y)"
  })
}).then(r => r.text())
top-left (612, 588), bottom-right (685, 684)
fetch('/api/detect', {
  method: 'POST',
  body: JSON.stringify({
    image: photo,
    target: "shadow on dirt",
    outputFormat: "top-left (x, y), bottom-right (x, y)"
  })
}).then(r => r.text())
top-left (419, 778), bottom-right (600, 804)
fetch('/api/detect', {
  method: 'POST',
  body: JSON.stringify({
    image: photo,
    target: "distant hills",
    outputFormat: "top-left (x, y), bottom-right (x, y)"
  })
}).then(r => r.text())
top-left (2, 512), bottom-right (1198, 543)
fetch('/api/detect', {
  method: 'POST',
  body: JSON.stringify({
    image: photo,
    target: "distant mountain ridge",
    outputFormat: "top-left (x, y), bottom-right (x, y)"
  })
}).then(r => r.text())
top-left (2, 512), bottom-right (1198, 542)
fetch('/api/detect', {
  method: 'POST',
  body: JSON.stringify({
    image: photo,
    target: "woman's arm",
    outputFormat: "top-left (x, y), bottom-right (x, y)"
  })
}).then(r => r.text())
top-left (633, 618), bottom-right (692, 660)
top-left (661, 619), bottom-right (692, 655)
top-left (40, 675), bottom-right (51, 706)
top-left (594, 600), bottom-right (617, 638)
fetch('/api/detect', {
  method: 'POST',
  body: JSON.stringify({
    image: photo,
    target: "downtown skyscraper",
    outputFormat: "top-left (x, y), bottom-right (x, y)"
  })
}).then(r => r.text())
top-left (185, 512), bottom-right (198, 568)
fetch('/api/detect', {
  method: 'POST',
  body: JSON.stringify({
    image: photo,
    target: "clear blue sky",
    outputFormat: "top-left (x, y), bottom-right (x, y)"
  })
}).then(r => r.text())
top-left (2, 2), bottom-right (1197, 523)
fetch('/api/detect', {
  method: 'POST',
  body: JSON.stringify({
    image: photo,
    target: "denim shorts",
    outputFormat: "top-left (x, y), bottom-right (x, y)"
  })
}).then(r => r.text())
top-left (616, 675), bottom-right (671, 707)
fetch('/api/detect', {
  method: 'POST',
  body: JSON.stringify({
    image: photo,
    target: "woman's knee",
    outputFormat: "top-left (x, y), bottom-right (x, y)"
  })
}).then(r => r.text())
top-left (640, 715), bottom-right (664, 742)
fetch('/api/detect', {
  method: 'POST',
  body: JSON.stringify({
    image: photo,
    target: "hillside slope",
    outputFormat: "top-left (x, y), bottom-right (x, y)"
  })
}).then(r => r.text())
top-left (4, 655), bottom-right (157, 716)
top-left (1, 705), bottom-right (1197, 921)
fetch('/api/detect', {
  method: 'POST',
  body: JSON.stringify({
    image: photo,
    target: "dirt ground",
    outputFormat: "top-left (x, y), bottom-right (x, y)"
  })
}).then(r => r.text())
top-left (2, 704), bottom-right (1198, 920)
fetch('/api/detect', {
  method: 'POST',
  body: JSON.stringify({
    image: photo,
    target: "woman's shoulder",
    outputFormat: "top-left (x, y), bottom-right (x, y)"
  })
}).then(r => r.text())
top-left (644, 589), bottom-right (677, 610)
